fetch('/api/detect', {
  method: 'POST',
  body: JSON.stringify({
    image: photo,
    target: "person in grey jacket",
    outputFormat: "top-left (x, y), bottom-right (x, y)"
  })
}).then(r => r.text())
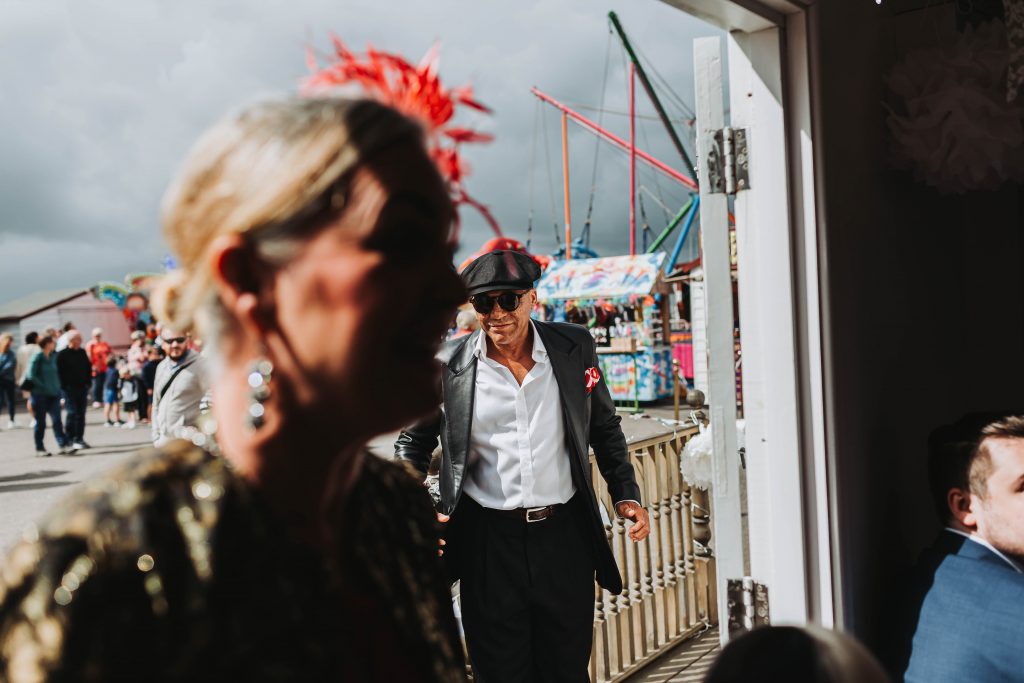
top-left (151, 330), bottom-right (207, 446)
top-left (25, 336), bottom-right (69, 456)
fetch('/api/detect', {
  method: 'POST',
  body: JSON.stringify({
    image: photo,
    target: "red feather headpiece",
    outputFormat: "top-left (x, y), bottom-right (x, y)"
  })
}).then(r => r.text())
top-left (303, 36), bottom-right (502, 239)
top-left (457, 237), bottom-right (551, 274)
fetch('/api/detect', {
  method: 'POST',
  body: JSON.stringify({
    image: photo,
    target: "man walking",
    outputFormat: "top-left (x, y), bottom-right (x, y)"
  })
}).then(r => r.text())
top-left (56, 330), bottom-right (92, 450)
top-left (151, 330), bottom-right (207, 447)
top-left (396, 250), bottom-right (649, 683)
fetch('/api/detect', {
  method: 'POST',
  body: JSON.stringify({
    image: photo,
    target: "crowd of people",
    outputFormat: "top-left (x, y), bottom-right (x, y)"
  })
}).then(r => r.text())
top-left (1, 321), bottom-right (209, 456)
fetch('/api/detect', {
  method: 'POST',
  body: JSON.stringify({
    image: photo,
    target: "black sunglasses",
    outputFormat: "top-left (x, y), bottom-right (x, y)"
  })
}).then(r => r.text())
top-left (162, 336), bottom-right (187, 345)
top-left (470, 292), bottom-right (524, 315)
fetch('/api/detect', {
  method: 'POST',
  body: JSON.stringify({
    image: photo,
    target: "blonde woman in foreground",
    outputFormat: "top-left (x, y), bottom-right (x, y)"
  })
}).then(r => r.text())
top-left (0, 97), bottom-right (467, 682)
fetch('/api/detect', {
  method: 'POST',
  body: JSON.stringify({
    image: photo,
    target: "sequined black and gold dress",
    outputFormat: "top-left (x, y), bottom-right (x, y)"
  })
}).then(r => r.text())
top-left (0, 441), bottom-right (465, 682)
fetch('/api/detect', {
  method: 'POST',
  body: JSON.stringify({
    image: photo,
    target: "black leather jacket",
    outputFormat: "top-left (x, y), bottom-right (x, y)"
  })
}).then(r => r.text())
top-left (395, 320), bottom-right (640, 592)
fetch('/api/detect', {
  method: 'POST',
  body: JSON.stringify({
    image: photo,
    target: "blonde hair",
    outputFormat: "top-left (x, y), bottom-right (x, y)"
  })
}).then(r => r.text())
top-left (0, 333), bottom-right (12, 354)
top-left (153, 97), bottom-right (424, 338)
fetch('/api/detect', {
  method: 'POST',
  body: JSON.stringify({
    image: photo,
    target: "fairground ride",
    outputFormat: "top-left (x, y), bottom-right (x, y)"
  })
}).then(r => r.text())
top-left (525, 11), bottom-right (712, 277)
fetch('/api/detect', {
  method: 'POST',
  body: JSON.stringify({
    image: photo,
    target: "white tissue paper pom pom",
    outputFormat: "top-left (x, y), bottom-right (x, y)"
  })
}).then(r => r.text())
top-left (885, 20), bottom-right (1024, 193)
top-left (680, 420), bottom-right (745, 491)
top-left (681, 425), bottom-right (714, 491)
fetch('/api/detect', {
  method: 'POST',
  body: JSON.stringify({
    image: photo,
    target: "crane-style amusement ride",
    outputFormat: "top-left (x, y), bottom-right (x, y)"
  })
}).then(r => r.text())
top-left (527, 11), bottom-right (704, 276)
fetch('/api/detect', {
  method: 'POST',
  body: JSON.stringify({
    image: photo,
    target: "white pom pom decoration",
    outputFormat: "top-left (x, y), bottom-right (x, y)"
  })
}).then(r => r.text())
top-left (885, 20), bottom-right (1024, 193)
top-left (681, 424), bottom-right (714, 491)
top-left (680, 419), bottom-right (745, 491)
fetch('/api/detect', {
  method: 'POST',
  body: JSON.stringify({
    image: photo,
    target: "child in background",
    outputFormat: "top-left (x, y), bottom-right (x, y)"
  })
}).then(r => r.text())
top-left (119, 366), bottom-right (140, 430)
top-left (103, 358), bottom-right (122, 427)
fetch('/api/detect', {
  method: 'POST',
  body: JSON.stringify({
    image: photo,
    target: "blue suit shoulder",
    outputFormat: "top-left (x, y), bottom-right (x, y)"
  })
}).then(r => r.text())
top-left (903, 532), bottom-right (1024, 682)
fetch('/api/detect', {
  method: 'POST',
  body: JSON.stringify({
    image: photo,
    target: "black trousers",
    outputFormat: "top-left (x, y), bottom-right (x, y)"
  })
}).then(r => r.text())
top-left (62, 386), bottom-right (89, 441)
top-left (457, 494), bottom-right (596, 683)
top-left (0, 379), bottom-right (15, 421)
top-left (136, 378), bottom-right (149, 420)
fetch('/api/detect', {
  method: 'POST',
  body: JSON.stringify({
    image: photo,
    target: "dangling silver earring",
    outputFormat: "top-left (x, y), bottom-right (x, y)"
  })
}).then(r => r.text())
top-left (246, 358), bottom-right (274, 430)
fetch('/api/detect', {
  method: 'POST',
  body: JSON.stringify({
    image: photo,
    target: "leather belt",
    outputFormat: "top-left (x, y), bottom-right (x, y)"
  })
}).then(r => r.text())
top-left (489, 503), bottom-right (563, 523)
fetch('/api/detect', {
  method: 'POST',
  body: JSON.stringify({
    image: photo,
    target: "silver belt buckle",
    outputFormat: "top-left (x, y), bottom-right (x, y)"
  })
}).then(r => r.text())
top-left (526, 506), bottom-right (548, 523)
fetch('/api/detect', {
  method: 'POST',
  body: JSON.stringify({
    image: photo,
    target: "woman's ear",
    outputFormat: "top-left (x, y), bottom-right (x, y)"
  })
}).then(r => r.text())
top-left (207, 233), bottom-right (273, 338)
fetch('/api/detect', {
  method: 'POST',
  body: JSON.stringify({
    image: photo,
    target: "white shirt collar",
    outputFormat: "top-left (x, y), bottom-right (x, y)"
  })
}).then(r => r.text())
top-left (473, 321), bottom-right (548, 364)
top-left (944, 527), bottom-right (1024, 573)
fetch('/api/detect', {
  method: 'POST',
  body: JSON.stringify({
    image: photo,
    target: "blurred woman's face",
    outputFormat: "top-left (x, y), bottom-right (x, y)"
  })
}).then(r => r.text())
top-left (272, 142), bottom-right (464, 438)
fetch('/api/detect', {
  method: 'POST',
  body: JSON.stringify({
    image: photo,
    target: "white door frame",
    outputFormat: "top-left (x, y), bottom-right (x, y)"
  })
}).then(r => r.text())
top-left (693, 36), bottom-right (745, 645)
top-left (661, 0), bottom-right (838, 629)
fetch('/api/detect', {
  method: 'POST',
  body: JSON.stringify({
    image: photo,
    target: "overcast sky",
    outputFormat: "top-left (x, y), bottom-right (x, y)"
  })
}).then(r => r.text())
top-left (0, 0), bottom-right (719, 302)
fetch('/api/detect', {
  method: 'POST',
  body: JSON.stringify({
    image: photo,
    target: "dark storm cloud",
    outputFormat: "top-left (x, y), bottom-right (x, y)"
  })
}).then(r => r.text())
top-left (0, 0), bottom-right (718, 300)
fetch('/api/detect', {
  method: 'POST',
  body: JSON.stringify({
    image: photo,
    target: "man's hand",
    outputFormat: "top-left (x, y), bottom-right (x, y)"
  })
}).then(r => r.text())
top-left (436, 512), bottom-right (449, 556)
top-left (615, 501), bottom-right (650, 542)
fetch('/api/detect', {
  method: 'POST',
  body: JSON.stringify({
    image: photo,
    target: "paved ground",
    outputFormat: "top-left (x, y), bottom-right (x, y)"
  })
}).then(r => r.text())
top-left (0, 405), bottom-right (150, 552)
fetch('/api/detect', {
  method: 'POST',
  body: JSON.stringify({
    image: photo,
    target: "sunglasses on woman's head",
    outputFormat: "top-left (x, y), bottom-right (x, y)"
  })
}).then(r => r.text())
top-left (470, 292), bottom-right (524, 315)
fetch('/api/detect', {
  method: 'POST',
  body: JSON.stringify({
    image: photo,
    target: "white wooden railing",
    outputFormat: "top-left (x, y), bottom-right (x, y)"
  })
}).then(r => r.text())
top-left (589, 425), bottom-right (717, 682)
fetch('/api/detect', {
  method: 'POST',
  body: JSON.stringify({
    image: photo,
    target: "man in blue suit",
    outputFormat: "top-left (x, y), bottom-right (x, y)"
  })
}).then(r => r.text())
top-left (902, 415), bottom-right (1024, 682)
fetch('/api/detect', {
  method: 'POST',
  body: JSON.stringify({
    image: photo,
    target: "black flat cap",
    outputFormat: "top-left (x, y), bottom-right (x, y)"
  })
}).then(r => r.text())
top-left (461, 250), bottom-right (543, 297)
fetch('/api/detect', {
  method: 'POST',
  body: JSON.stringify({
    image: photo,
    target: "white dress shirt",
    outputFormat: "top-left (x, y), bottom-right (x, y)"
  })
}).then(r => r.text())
top-left (463, 323), bottom-right (576, 510)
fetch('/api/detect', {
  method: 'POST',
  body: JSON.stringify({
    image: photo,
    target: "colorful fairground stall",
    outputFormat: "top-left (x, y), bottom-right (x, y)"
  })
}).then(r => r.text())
top-left (92, 273), bottom-right (160, 339)
top-left (536, 253), bottom-right (674, 405)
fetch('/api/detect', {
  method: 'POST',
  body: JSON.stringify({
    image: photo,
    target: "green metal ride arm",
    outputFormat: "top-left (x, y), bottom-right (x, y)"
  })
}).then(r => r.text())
top-left (608, 11), bottom-right (697, 182)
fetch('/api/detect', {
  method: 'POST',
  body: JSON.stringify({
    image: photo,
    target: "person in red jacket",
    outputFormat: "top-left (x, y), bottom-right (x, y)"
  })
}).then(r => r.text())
top-left (85, 328), bottom-right (111, 407)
